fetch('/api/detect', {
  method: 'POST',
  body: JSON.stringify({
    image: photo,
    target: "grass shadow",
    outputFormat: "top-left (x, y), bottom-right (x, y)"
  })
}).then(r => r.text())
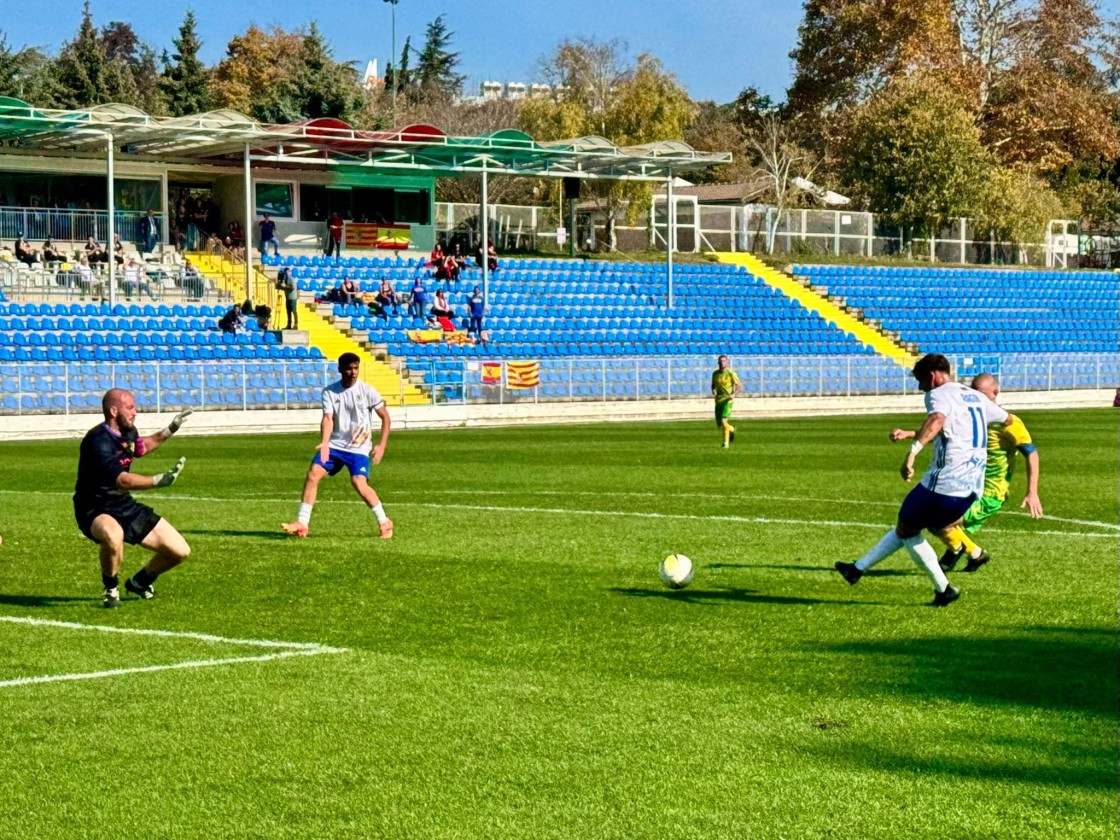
top-left (825, 629), bottom-right (1119, 717)
top-left (181, 529), bottom-right (291, 541)
top-left (0, 594), bottom-right (92, 608)
top-left (708, 562), bottom-right (913, 577)
top-left (610, 587), bottom-right (887, 606)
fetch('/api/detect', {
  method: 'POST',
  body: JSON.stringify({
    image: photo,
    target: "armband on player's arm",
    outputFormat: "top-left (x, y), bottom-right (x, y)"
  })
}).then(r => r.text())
top-left (909, 441), bottom-right (924, 457)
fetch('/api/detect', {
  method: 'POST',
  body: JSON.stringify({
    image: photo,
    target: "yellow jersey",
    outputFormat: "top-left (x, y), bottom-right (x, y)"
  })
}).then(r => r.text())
top-left (711, 369), bottom-right (740, 403)
top-left (983, 413), bottom-right (1036, 501)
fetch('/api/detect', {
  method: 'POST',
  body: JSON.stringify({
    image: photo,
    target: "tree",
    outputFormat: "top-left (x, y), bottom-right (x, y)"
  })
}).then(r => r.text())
top-left (683, 101), bottom-right (754, 185)
top-left (53, 1), bottom-right (106, 108)
top-left (835, 75), bottom-right (990, 250)
top-left (414, 16), bottom-right (464, 102)
top-left (745, 114), bottom-right (815, 253)
top-left (161, 10), bottom-right (211, 116)
top-left (975, 166), bottom-right (1063, 260)
top-left (210, 25), bottom-right (303, 121)
top-left (521, 41), bottom-right (695, 249)
top-left (288, 23), bottom-right (366, 123)
top-left (0, 33), bottom-right (54, 103)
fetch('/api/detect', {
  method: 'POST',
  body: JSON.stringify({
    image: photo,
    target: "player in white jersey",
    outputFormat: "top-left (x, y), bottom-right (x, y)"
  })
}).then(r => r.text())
top-left (282, 352), bottom-right (393, 539)
top-left (834, 354), bottom-right (1008, 605)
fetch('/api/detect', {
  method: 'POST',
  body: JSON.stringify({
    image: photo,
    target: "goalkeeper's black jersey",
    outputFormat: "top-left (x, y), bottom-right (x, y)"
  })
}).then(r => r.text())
top-left (74, 424), bottom-right (142, 513)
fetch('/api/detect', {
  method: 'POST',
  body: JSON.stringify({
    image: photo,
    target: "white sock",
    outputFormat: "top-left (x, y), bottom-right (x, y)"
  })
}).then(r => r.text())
top-left (855, 530), bottom-right (904, 571)
top-left (371, 502), bottom-right (388, 524)
top-left (297, 503), bottom-right (313, 526)
top-left (969, 545), bottom-right (983, 559)
top-left (903, 536), bottom-right (950, 591)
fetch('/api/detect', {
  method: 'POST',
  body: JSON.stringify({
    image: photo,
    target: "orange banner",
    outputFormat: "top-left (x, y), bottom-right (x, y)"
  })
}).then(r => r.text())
top-left (506, 361), bottom-right (540, 389)
top-left (344, 223), bottom-right (411, 250)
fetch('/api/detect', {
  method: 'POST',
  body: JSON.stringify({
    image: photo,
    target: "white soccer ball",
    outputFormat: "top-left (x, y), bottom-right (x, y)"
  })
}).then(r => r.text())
top-left (659, 553), bottom-right (694, 589)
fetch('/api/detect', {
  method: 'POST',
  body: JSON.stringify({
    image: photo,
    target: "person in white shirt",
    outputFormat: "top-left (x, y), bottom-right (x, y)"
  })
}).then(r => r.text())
top-left (835, 354), bottom-right (1008, 606)
top-left (282, 353), bottom-right (393, 539)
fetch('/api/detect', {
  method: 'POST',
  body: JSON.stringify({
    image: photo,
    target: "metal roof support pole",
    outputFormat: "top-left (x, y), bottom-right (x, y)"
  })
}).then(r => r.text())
top-left (107, 134), bottom-right (116, 310)
top-left (159, 171), bottom-right (169, 247)
top-left (243, 143), bottom-right (253, 302)
top-left (666, 168), bottom-right (674, 309)
top-left (480, 161), bottom-right (489, 300)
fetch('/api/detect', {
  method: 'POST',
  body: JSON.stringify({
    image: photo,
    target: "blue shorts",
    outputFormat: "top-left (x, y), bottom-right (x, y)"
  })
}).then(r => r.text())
top-left (312, 448), bottom-right (370, 478)
top-left (898, 483), bottom-right (976, 532)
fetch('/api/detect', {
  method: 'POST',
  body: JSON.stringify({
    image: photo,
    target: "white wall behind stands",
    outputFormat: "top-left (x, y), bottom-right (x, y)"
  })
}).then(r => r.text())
top-left (0, 390), bottom-right (1110, 442)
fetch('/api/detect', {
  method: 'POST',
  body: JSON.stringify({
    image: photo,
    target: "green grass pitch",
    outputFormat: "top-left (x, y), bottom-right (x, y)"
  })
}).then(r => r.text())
top-left (0, 409), bottom-right (1115, 839)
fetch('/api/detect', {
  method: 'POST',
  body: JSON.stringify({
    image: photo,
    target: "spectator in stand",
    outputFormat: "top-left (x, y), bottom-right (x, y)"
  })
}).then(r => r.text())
top-left (14, 234), bottom-right (38, 266)
top-left (435, 248), bottom-right (461, 282)
top-left (408, 275), bottom-right (428, 318)
top-left (112, 233), bottom-right (126, 265)
top-left (219, 304), bottom-right (244, 334)
top-left (466, 286), bottom-right (486, 341)
top-left (430, 288), bottom-right (456, 320)
top-left (226, 219), bottom-right (245, 249)
top-left (85, 236), bottom-right (108, 264)
top-left (121, 257), bottom-right (154, 300)
top-left (376, 277), bottom-right (401, 315)
top-left (1113, 388), bottom-right (1120, 408)
top-left (339, 275), bottom-right (359, 306)
top-left (476, 239), bottom-right (499, 272)
top-left (74, 255), bottom-right (95, 293)
top-left (427, 241), bottom-right (444, 267)
top-left (138, 209), bottom-right (160, 253)
top-left (258, 213), bottom-right (281, 256)
top-left (205, 231), bottom-right (222, 253)
top-left (179, 258), bottom-right (204, 300)
top-left (42, 238), bottom-right (66, 266)
top-left (170, 226), bottom-right (186, 253)
top-left (278, 267), bottom-right (299, 329)
top-left (451, 243), bottom-right (467, 275)
top-left (326, 212), bottom-right (344, 261)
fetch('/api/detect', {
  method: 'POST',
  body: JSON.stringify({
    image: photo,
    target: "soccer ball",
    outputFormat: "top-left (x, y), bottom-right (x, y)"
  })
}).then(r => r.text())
top-left (659, 553), bottom-right (694, 589)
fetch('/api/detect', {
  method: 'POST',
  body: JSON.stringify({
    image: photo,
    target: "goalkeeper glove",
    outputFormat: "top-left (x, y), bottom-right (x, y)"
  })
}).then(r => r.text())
top-left (153, 457), bottom-right (187, 488)
top-left (162, 408), bottom-right (194, 437)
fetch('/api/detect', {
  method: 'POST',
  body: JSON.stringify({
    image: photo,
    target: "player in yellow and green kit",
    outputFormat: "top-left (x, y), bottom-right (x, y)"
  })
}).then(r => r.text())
top-left (711, 355), bottom-right (741, 448)
top-left (891, 372), bottom-right (1042, 573)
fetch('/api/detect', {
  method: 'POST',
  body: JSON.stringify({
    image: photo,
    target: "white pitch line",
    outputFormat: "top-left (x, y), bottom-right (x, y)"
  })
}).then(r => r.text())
top-left (0, 489), bottom-right (1115, 537)
top-left (0, 615), bottom-right (347, 652)
top-left (0, 649), bottom-right (340, 689)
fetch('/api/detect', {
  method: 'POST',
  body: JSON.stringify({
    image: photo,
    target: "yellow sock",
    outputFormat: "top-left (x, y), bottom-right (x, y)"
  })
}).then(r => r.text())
top-left (958, 531), bottom-right (981, 559)
top-left (942, 526), bottom-right (966, 553)
top-left (722, 427), bottom-right (730, 444)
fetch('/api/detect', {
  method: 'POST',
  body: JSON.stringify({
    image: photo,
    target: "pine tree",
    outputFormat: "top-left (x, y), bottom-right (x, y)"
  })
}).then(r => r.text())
top-left (53, 1), bottom-right (106, 108)
top-left (415, 16), bottom-right (464, 101)
top-left (161, 10), bottom-right (211, 116)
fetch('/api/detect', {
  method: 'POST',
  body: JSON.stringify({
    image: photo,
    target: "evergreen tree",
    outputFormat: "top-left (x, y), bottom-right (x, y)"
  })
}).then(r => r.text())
top-left (415, 16), bottom-right (464, 101)
top-left (289, 22), bottom-right (364, 122)
top-left (53, 1), bottom-right (106, 108)
top-left (161, 10), bottom-right (211, 116)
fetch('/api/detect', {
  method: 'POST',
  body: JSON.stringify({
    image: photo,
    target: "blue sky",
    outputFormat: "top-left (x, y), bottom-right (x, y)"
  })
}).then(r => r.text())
top-left (4, 1), bottom-right (804, 105)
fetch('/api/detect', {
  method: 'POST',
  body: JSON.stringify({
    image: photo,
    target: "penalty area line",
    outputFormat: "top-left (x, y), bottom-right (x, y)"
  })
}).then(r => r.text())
top-left (0, 615), bottom-right (348, 690)
top-left (0, 649), bottom-right (342, 689)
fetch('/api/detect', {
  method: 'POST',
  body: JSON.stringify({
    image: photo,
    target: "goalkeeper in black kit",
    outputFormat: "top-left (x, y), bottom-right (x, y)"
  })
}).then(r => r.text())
top-left (74, 389), bottom-right (193, 607)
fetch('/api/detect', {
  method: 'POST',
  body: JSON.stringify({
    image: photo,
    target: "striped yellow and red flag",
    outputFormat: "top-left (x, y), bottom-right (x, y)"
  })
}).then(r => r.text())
top-left (505, 360), bottom-right (540, 389)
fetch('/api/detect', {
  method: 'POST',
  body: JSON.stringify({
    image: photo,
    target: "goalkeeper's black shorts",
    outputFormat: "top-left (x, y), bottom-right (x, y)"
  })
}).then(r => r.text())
top-left (75, 499), bottom-right (162, 545)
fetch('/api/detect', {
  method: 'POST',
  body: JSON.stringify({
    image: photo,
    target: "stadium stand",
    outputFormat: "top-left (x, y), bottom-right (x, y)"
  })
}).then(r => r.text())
top-left (791, 265), bottom-right (1119, 355)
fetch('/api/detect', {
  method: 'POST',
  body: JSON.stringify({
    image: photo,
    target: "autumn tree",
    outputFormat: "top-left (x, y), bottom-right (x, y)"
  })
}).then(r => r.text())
top-left (210, 25), bottom-right (303, 121)
top-left (835, 75), bottom-right (990, 249)
top-left (161, 10), bottom-right (211, 117)
top-left (745, 114), bottom-right (816, 253)
top-left (521, 40), bottom-right (694, 249)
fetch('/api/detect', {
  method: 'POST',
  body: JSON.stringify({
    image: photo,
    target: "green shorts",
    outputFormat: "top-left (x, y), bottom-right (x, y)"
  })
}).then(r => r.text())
top-left (714, 400), bottom-right (733, 425)
top-left (962, 494), bottom-right (1005, 534)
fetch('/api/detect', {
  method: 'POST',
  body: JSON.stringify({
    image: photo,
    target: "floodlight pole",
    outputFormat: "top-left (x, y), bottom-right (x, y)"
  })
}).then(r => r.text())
top-left (384, 0), bottom-right (399, 128)
top-left (243, 143), bottom-right (254, 302)
top-left (480, 161), bottom-right (489, 300)
top-left (106, 133), bottom-right (116, 309)
top-left (666, 168), bottom-right (674, 308)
